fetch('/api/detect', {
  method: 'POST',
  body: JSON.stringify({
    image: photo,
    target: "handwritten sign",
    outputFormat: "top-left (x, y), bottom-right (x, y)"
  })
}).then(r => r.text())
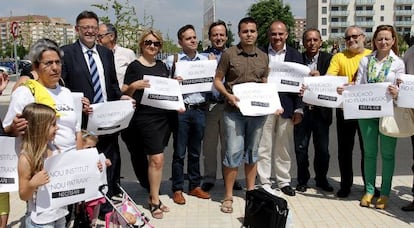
top-left (87, 100), bottom-right (134, 135)
top-left (303, 76), bottom-right (348, 108)
top-left (36, 148), bottom-right (101, 212)
top-left (175, 60), bottom-right (217, 94)
top-left (0, 137), bottom-right (19, 193)
top-left (141, 75), bottom-right (185, 110)
top-left (397, 74), bottom-right (414, 108)
top-left (268, 61), bottom-right (310, 93)
top-left (343, 83), bottom-right (393, 119)
top-left (232, 82), bottom-right (282, 116)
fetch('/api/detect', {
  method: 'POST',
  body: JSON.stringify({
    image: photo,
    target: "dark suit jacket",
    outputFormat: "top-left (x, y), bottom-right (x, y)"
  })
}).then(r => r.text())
top-left (302, 51), bottom-right (333, 124)
top-left (61, 40), bottom-right (122, 127)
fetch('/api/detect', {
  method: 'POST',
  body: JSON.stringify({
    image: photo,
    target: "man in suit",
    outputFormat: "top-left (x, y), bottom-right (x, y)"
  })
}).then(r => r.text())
top-left (294, 28), bottom-right (333, 193)
top-left (257, 20), bottom-right (303, 196)
top-left (61, 10), bottom-right (131, 215)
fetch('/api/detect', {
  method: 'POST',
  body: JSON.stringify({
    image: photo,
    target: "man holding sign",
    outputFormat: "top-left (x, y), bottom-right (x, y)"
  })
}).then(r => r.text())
top-left (257, 20), bottom-right (304, 197)
top-left (214, 17), bottom-right (281, 213)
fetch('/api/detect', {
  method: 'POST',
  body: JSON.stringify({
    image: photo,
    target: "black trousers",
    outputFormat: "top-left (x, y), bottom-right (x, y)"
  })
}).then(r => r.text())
top-left (336, 109), bottom-right (365, 190)
top-left (411, 135), bottom-right (414, 195)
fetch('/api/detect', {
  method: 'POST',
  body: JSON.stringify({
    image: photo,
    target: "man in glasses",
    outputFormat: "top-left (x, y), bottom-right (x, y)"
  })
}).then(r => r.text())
top-left (165, 24), bottom-right (211, 205)
top-left (327, 25), bottom-right (373, 198)
top-left (98, 23), bottom-right (136, 90)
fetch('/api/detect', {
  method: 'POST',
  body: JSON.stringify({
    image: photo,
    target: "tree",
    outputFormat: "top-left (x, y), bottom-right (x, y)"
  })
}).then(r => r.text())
top-left (226, 29), bottom-right (235, 48)
top-left (247, 0), bottom-right (295, 47)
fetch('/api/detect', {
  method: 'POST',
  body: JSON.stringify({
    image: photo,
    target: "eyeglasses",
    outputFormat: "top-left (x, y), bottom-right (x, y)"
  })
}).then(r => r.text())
top-left (98, 32), bottom-right (111, 40)
top-left (344, 34), bottom-right (362, 41)
top-left (40, 60), bottom-right (62, 68)
top-left (144, 40), bottom-right (162, 47)
top-left (77, 25), bottom-right (99, 31)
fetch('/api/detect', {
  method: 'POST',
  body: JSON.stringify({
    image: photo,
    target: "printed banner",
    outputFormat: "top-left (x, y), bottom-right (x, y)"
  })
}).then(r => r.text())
top-left (397, 74), bottom-right (414, 108)
top-left (141, 75), bottom-right (185, 110)
top-left (175, 60), bottom-right (217, 94)
top-left (303, 76), bottom-right (348, 108)
top-left (342, 83), bottom-right (393, 119)
top-left (268, 61), bottom-right (310, 93)
top-left (36, 148), bottom-right (101, 212)
top-left (0, 137), bottom-right (19, 193)
top-left (87, 100), bottom-right (134, 135)
top-left (232, 82), bottom-right (282, 116)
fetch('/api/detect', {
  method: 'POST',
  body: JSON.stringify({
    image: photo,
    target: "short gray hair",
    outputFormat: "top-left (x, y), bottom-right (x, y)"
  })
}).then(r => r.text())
top-left (29, 38), bottom-right (64, 68)
top-left (344, 25), bottom-right (364, 36)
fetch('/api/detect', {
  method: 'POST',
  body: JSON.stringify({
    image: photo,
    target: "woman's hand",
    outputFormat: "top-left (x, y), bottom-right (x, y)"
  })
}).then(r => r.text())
top-left (0, 72), bottom-right (9, 94)
top-left (30, 170), bottom-right (50, 188)
top-left (299, 84), bottom-right (308, 97)
top-left (274, 108), bottom-right (284, 116)
top-left (388, 84), bottom-right (399, 99)
top-left (130, 79), bottom-right (150, 91)
top-left (82, 97), bottom-right (93, 114)
top-left (7, 114), bottom-right (28, 136)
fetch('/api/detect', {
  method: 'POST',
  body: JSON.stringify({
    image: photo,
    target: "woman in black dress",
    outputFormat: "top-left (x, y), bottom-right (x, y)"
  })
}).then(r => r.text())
top-left (121, 30), bottom-right (177, 219)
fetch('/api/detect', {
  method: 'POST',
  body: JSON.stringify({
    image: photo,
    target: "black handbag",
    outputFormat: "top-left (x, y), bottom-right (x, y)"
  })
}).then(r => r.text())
top-left (243, 187), bottom-right (289, 228)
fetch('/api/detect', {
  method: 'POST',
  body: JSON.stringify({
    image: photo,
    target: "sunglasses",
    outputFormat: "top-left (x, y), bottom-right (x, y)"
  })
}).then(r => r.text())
top-left (144, 40), bottom-right (162, 47)
top-left (344, 34), bottom-right (362, 41)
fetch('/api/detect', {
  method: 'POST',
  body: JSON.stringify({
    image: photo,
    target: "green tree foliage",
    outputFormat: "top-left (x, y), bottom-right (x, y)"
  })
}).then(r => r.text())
top-left (226, 29), bottom-right (235, 48)
top-left (247, 0), bottom-right (295, 47)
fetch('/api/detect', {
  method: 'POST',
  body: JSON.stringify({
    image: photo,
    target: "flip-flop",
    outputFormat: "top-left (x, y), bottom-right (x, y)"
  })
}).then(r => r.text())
top-left (221, 198), bottom-right (233, 213)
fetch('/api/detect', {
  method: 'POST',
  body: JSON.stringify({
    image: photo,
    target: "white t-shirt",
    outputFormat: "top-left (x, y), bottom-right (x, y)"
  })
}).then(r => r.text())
top-left (114, 44), bottom-right (136, 88)
top-left (3, 85), bottom-right (80, 152)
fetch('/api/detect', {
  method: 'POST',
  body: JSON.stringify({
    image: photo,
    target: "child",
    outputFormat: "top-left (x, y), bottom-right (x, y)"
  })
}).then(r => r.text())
top-left (17, 103), bottom-right (68, 227)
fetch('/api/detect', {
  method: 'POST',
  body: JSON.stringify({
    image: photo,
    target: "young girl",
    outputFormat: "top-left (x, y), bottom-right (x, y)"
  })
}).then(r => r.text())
top-left (17, 103), bottom-right (68, 227)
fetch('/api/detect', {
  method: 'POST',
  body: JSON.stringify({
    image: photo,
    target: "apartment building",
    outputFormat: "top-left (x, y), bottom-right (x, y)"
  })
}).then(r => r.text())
top-left (0, 15), bottom-right (75, 51)
top-left (294, 17), bottom-right (306, 45)
top-left (306, 0), bottom-right (414, 41)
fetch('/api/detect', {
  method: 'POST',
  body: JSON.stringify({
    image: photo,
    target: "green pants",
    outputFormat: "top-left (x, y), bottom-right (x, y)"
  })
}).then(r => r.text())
top-left (358, 118), bottom-right (397, 196)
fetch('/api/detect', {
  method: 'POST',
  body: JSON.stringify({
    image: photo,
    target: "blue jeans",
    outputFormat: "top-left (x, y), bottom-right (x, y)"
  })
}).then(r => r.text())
top-left (25, 216), bottom-right (66, 228)
top-left (172, 107), bottom-right (206, 191)
top-left (223, 110), bottom-right (266, 168)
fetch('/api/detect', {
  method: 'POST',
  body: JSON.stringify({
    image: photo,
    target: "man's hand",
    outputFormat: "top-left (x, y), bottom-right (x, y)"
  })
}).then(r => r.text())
top-left (226, 94), bottom-right (240, 107)
top-left (292, 112), bottom-right (303, 125)
top-left (81, 97), bottom-right (93, 114)
top-left (309, 70), bottom-right (320, 77)
top-left (274, 108), bottom-right (284, 116)
top-left (120, 95), bottom-right (136, 108)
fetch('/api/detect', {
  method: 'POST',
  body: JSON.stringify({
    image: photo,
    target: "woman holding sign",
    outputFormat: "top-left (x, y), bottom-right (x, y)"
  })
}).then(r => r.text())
top-left (339, 25), bottom-right (404, 209)
top-left (121, 30), bottom-right (176, 219)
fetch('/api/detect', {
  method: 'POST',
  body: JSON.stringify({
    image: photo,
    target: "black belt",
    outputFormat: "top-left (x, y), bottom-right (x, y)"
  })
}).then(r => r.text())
top-left (185, 102), bottom-right (208, 109)
top-left (209, 98), bottom-right (225, 104)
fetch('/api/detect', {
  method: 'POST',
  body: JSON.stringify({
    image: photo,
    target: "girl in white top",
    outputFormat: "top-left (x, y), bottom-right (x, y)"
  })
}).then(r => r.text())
top-left (18, 103), bottom-right (68, 227)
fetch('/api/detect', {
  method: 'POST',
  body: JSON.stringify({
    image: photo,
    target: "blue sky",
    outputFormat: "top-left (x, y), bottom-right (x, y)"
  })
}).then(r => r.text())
top-left (1, 0), bottom-right (305, 43)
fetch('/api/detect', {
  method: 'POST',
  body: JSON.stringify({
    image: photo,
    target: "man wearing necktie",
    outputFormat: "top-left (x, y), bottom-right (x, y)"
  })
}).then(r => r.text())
top-left (200, 20), bottom-right (242, 192)
top-left (61, 10), bottom-right (132, 217)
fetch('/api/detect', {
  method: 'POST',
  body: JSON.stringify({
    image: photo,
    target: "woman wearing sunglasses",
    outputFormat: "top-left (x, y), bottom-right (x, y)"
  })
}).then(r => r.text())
top-left (121, 30), bottom-right (177, 219)
top-left (347, 25), bottom-right (404, 209)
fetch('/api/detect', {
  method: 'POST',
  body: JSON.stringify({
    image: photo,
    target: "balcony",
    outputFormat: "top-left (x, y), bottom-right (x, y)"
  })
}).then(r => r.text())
top-left (395, 20), bottom-right (413, 26)
top-left (395, 0), bottom-right (414, 4)
top-left (355, 21), bottom-right (375, 27)
top-left (330, 22), bottom-right (349, 27)
top-left (355, 0), bottom-right (376, 5)
top-left (395, 10), bottom-right (414, 16)
top-left (330, 0), bottom-right (349, 5)
top-left (330, 11), bottom-right (349, 16)
top-left (329, 32), bottom-right (344, 39)
top-left (355, 10), bottom-right (375, 16)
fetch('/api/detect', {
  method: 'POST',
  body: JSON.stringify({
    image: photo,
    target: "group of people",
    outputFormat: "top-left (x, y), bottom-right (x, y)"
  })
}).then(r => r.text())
top-left (1, 8), bottom-right (414, 227)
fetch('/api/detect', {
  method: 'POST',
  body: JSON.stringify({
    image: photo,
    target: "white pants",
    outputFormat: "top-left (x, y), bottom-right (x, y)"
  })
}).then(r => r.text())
top-left (257, 115), bottom-right (294, 188)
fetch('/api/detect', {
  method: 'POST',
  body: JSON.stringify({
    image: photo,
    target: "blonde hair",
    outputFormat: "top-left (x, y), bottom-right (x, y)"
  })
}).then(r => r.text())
top-left (138, 30), bottom-right (164, 54)
top-left (21, 103), bottom-right (57, 175)
top-left (81, 129), bottom-right (98, 147)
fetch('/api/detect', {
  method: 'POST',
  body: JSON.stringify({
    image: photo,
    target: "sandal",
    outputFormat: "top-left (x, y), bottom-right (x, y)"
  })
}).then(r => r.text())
top-left (148, 202), bottom-right (163, 219)
top-left (159, 200), bottom-right (170, 213)
top-left (221, 198), bottom-right (233, 213)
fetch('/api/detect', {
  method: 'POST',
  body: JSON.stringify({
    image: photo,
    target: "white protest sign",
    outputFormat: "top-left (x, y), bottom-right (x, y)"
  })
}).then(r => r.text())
top-left (175, 60), bottom-right (217, 94)
top-left (268, 61), bottom-right (310, 93)
top-left (303, 76), bottom-right (348, 108)
top-left (0, 137), bottom-right (19, 193)
top-left (71, 92), bottom-right (83, 128)
top-left (87, 100), bottom-right (134, 135)
top-left (85, 153), bottom-right (107, 202)
top-left (232, 82), bottom-right (282, 116)
top-left (397, 74), bottom-right (414, 108)
top-left (36, 148), bottom-right (101, 212)
top-left (342, 83), bottom-right (393, 119)
top-left (141, 75), bottom-right (185, 110)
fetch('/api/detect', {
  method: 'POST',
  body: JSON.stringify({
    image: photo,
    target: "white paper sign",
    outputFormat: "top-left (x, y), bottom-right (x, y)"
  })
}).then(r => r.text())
top-left (268, 61), bottom-right (310, 92)
top-left (71, 92), bottom-right (84, 128)
top-left (303, 76), bottom-right (348, 108)
top-left (397, 74), bottom-right (414, 108)
top-left (87, 100), bottom-right (134, 135)
top-left (232, 82), bottom-right (282, 116)
top-left (342, 83), bottom-right (393, 119)
top-left (141, 75), bottom-right (185, 110)
top-left (85, 153), bottom-right (108, 202)
top-left (175, 60), bottom-right (217, 94)
top-left (0, 137), bottom-right (19, 193)
top-left (36, 148), bottom-right (101, 212)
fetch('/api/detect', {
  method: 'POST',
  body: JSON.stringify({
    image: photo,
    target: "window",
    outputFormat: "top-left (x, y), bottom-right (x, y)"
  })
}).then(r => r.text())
top-left (356, 6), bottom-right (363, 11)
top-left (322, 29), bottom-right (327, 36)
top-left (331, 6), bottom-right (339, 11)
top-left (331, 17), bottom-right (339, 22)
top-left (380, 16), bottom-right (384, 22)
top-left (331, 28), bottom-right (339, 33)
top-left (366, 6), bottom-right (373, 11)
top-left (322, 18), bottom-right (327, 25)
top-left (322, 0), bottom-right (327, 3)
top-left (322, 7), bottom-right (327, 14)
top-left (365, 28), bottom-right (372, 32)
top-left (380, 5), bottom-right (384, 11)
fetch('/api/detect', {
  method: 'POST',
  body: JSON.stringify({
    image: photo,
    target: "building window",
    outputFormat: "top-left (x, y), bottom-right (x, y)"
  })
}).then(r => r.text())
top-left (380, 16), bottom-right (384, 22)
top-left (366, 28), bottom-right (372, 33)
top-left (381, 5), bottom-right (384, 11)
top-left (322, 29), bottom-right (327, 36)
top-left (322, 7), bottom-right (327, 14)
top-left (331, 28), bottom-right (339, 33)
top-left (366, 6), bottom-right (373, 11)
top-left (322, 18), bottom-right (327, 25)
top-left (356, 6), bottom-right (363, 11)
top-left (322, 0), bottom-right (327, 3)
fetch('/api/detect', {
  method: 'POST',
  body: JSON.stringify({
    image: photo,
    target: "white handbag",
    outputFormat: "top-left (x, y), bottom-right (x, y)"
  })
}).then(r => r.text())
top-left (379, 106), bottom-right (414, 138)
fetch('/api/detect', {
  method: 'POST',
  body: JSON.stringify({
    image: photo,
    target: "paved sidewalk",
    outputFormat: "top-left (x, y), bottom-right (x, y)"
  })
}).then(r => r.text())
top-left (7, 175), bottom-right (414, 227)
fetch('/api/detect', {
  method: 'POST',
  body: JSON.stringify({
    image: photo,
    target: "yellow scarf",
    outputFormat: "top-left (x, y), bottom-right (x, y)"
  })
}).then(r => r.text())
top-left (23, 79), bottom-right (60, 117)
